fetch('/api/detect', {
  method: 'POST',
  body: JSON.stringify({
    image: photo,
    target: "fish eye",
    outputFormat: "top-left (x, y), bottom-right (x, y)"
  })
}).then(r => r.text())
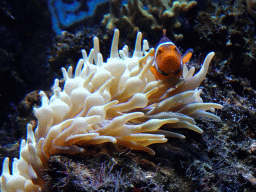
top-left (157, 47), bottom-right (164, 55)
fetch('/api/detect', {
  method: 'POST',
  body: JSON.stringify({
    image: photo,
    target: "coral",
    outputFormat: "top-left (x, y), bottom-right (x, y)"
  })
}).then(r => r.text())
top-left (102, 0), bottom-right (197, 43)
top-left (182, 52), bottom-right (256, 191)
top-left (0, 29), bottom-right (221, 191)
top-left (246, 0), bottom-right (256, 18)
top-left (193, 0), bottom-right (256, 88)
top-left (44, 152), bottom-right (165, 191)
top-left (18, 91), bottom-right (41, 117)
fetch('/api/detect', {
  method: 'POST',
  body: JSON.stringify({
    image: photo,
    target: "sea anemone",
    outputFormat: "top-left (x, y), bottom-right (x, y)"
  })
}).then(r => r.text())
top-left (0, 29), bottom-right (222, 191)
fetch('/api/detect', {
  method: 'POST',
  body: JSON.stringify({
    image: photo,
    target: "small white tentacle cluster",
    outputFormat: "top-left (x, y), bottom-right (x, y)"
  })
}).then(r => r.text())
top-left (0, 29), bottom-right (222, 191)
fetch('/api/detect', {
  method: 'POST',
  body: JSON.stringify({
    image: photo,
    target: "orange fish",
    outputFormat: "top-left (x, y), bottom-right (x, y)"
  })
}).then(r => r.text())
top-left (150, 30), bottom-right (193, 80)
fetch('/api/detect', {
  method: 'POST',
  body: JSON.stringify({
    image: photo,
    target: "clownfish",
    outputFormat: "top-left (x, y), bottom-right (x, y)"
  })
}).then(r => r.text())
top-left (150, 29), bottom-right (193, 80)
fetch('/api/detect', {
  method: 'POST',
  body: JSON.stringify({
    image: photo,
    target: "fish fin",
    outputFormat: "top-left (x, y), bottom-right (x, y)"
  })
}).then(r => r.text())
top-left (150, 66), bottom-right (169, 80)
top-left (157, 29), bottom-right (173, 47)
top-left (182, 48), bottom-right (193, 64)
top-left (150, 66), bottom-right (160, 80)
top-left (163, 29), bottom-right (167, 36)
